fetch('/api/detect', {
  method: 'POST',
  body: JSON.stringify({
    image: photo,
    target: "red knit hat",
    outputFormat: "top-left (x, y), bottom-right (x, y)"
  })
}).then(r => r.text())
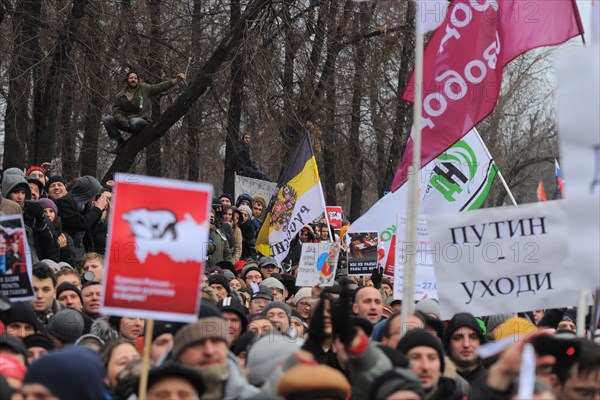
top-left (26, 165), bottom-right (44, 176)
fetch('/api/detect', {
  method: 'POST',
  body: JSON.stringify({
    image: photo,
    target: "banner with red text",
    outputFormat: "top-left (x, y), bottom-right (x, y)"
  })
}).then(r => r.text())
top-left (101, 174), bottom-right (213, 323)
top-left (392, 0), bottom-right (583, 190)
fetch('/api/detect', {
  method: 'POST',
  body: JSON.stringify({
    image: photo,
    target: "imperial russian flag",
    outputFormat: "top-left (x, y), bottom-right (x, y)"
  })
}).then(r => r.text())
top-left (256, 132), bottom-right (327, 266)
top-left (391, 0), bottom-right (584, 191)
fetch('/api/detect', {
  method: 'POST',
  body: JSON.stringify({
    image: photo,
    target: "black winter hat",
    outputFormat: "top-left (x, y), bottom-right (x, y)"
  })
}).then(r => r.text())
top-left (56, 282), bottom-right (83, 305)
top-left (443, 312), bottom-right (486, 351)
top-left (44, 175), bottom-right (67, 192)
top-left (397, 329), bottom-right (446, 373)
top-left (208, 274), bottom-right (231, 294)
top-left (219, 193), bottom-right (234, 204)
top-left (218, 297), bottom-right (248, 328)
top-left (1, 301), bottom-right (39, 331)
top-left (22, 333), bottom-right (55, 351)
top-left (145, 363), bottom-right (205, 398)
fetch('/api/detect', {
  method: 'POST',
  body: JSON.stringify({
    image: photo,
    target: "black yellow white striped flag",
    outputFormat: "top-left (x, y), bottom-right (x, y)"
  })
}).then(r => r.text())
top-left (256, 132), bottom-right (326, 265)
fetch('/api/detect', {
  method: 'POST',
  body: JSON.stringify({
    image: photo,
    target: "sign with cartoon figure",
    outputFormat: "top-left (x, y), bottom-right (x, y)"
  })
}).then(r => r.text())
top-left (296, 242), bottom-right (340, 287)
top-left (0, 215), bottom-right (35, 301)
top-left (101, 174), bottom-right (213, 323)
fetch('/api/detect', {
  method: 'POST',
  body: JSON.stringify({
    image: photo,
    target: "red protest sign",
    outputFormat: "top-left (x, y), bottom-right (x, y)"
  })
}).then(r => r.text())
top-left (326, 206), bottom-right (343, 230)
top-left (101, 174), bottom-right (212, 323)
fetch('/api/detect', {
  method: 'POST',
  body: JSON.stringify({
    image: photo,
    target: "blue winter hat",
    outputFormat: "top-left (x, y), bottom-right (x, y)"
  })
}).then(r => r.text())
top-left (24, 346), bottom-right (105, 400)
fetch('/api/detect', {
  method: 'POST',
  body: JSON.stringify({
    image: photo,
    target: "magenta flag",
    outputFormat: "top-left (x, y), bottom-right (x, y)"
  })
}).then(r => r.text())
top-left (391, 0), bottom-right (583, 191)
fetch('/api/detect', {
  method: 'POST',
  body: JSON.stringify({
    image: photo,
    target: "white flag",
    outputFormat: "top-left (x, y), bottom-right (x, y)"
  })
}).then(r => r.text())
top-left (415, 0), bottom-right (448, 35)
top-left (348, 128), bottom-right (497, 281)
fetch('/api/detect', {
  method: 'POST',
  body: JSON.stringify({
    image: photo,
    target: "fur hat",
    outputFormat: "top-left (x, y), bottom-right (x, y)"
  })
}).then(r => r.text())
top-left (277, 364), bottom-right (351, 399)
top-left (172, 317), bottom-right (228, 358)
top-left (47, 308), bottom-right (85, 344)
top-left (397, 329), bottom-right (446, 373)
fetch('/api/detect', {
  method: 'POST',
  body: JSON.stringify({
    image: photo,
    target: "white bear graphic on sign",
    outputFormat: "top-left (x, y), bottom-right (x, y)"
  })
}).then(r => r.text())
top-left (122, 208), bottom-right (207, 263)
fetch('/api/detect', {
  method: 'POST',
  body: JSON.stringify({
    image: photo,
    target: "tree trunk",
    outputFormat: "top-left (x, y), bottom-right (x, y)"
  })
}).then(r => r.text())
top-left (3, 0), bottom-right (41, 170)
top-left (59, 78), bottom-right (76, 179)
top-left (145, 0), bottom-right (163, 177)
top-left (31, 0), bottom-right (88, 165)
top-left (223, 0), bottom-right (245, 195)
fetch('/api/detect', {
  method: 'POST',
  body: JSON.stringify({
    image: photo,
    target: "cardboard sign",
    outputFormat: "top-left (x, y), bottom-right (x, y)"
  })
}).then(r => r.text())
top-left (0, 215), bottom-right (34, 301)
top-left (101, 174), bottom-right (213, 323)
top-left (347, 231), bottom-right (378, 276)
top-left (296, 242), bottom-right (340, 287)
top-left (234, 174), bottom-right (277, 203)
top-left (394, 216), bottom-right (438, 301)
top-left (326, 206), bottom-right (343, 230)
top-left (427, 200), bottom-right (585, 319)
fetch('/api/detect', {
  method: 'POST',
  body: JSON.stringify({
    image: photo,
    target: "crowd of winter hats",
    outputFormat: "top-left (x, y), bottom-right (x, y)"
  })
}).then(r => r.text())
top-left (2, 175), bottom-right (600, 398)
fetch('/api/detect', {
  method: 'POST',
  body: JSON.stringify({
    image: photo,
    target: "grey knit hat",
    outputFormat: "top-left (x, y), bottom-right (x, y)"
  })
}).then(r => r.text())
top-left (172, 317), bottom-right (228, 358)
top-left (71, 176), bottom-right (102, 207)
top-left (261, 301), bottom-right (291, 318)
top-left (47, 309), bottom-right (85, 344)
top-left (1, 168), bottom-right (31, 200)
top-left (293, 287), bottom-right (312, 306)
top-left (246, 332), bottom-right (301, 386)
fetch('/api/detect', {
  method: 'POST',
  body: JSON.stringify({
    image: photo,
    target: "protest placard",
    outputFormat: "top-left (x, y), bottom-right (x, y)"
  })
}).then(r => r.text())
top-left (556, 44), bottom-right (600, 286)
top-left (427, 200), bottom-right (588, 320)
top-left (295, 242), bottom-right (340, 287)
top-left (326, 206), bottom-right (343, 230)
top-left (234, 174), bottom-right (277, 202)
top-left (0, 215), bottom-right (34, 301)
top-left (394, 216), bottom-right (438, 301)
top-left (347, 231), bottom-right (378, 276)
top-left (101, 174), bottom-right (213, 323)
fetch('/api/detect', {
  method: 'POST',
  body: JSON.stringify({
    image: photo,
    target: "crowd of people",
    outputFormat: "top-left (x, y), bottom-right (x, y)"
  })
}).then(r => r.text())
top-left (1, 165), bottom-right (600, 400)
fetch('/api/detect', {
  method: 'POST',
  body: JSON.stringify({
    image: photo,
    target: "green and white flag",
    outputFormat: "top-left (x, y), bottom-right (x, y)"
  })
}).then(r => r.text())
top-left (348, 128), bottom-right (497, 286)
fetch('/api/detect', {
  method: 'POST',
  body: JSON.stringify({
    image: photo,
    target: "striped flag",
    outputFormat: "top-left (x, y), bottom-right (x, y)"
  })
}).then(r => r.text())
top-left (555, 159), bottom-right (565, 196)
top-left (256, 133), bottom-right (327, 266)
top-left (536, 181), bottom-right (548, 202)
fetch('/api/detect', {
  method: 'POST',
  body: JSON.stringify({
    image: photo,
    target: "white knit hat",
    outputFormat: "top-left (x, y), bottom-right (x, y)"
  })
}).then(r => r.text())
top-left (293, 287), bottom-right (312, 306)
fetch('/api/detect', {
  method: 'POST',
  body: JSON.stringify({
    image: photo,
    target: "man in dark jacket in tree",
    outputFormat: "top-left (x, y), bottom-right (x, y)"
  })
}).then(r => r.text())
top-left (235, 133), bottom-right (270, 181)
top-left (102, 70), bottom-right (185, 153)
